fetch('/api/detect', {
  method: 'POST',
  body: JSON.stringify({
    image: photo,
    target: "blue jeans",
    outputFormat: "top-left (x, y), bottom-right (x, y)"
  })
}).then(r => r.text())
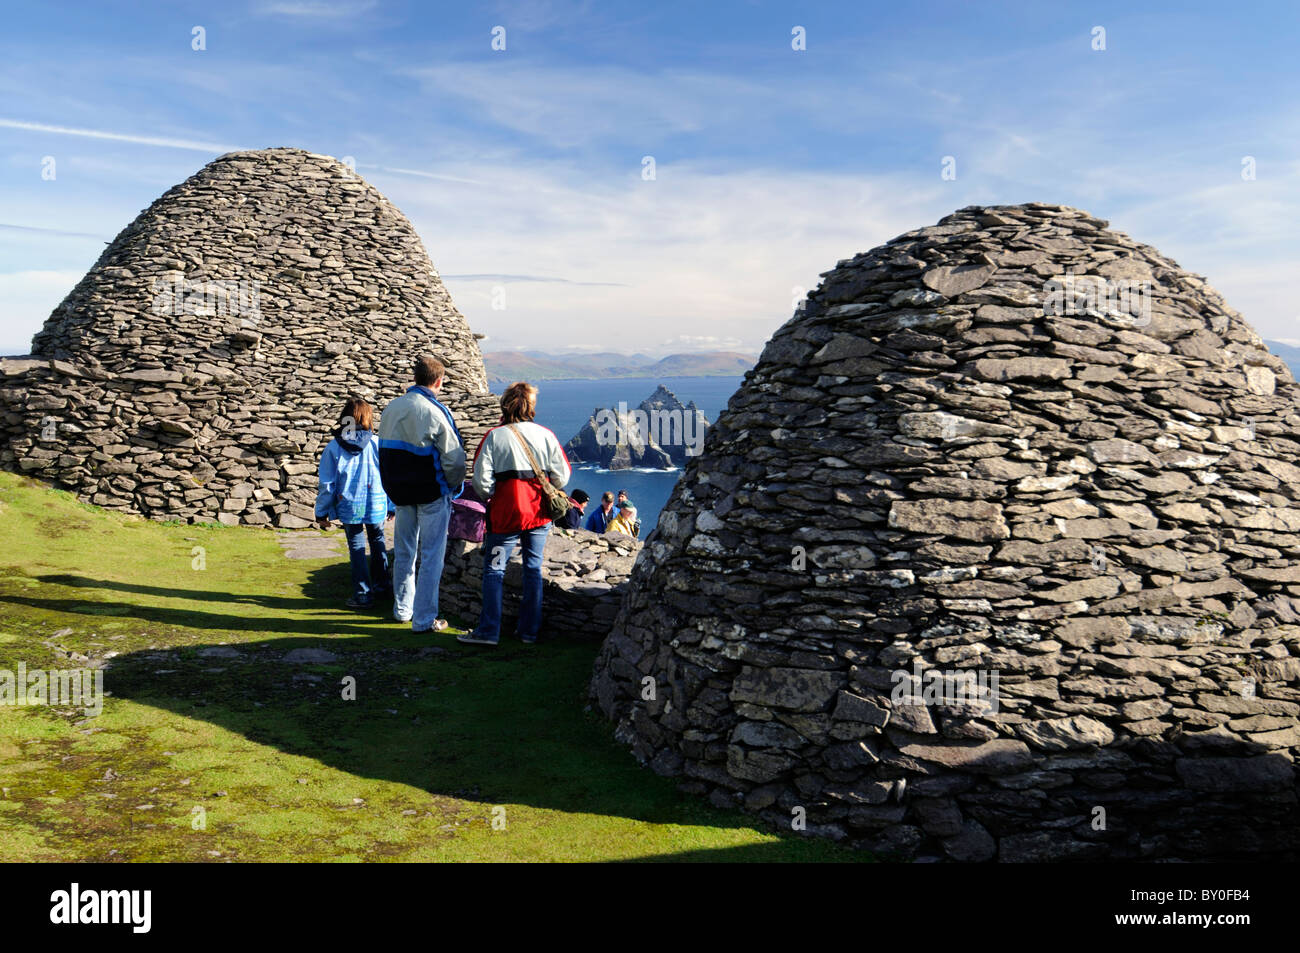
top-left (473, 525), bottom-right (550, 643)
top-left (343, 523), bottom-right (390, 604)
top-left (392, 497), bottom-right (452, 629)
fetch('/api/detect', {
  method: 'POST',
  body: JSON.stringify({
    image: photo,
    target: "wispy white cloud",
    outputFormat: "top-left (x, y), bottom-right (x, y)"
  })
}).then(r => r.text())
top-left (442, 273), bottom-right (627, 287)
top-left (485, 0), bottom-right (596, 33)
top-left (415, 158), bottom-right (943, 354)
top-left (253, 0), bottom-right (377, 18)
top-left (361, 164), bottom-right (485, 185)
top-left (398, 61), bottom-right (887, 149)
top-left (661, 335), bottom-right (750, 352)
top-left (0, 222), bottom-right (107, 240)
top-left (0, 119), bottom-right (240, 154)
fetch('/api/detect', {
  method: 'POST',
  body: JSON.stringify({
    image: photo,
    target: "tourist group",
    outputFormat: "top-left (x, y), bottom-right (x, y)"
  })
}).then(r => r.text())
top-left (313, 355), bottom-right (635, 646)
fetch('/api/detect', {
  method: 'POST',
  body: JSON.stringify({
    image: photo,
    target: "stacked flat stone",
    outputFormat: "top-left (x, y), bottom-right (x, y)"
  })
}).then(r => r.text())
top-left (441, 528), bottom-right (640, 636)
top-left (0, 148), bottom-right (499, 526)
top-left (591, 203), bottom-right (1300, 861)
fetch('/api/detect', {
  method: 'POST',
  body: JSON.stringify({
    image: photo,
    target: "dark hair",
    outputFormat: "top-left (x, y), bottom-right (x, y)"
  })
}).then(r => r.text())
top-left (414, 355), bottom-right (445, 386)
top-left (571, 489), bottom-right (590, 504)
top-left (500, 381), bottom-right (538, 423)
top-left (338, 396), bottom-right (374, 432)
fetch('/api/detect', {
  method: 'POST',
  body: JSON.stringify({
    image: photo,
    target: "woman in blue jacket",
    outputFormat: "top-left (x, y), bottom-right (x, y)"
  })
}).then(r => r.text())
top-left (315, 397), bottom-right (394, 608)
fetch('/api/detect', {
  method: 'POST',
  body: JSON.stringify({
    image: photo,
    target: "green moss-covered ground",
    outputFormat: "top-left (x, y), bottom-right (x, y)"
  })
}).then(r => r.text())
top-left (0, 472), bottom-right (864, 862)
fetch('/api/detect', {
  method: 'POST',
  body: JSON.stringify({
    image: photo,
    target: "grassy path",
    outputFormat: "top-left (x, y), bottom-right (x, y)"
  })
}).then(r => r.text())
top-left (0, 472), bottom-right (862, 862)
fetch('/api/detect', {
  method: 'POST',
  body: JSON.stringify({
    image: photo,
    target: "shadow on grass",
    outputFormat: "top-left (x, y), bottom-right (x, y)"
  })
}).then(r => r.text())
top-left (38, 572), bottom-right (344, 610)
top-left (6, 569), bottom-right (397, 637)
top-left (0, 569), bottom-right (866, 861)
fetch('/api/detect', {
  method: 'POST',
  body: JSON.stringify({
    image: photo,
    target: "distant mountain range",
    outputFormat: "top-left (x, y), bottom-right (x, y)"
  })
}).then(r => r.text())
top-left (484, 349), bottom-right (755, 384)
top-left (485, 342), bottom-right (1300, 386)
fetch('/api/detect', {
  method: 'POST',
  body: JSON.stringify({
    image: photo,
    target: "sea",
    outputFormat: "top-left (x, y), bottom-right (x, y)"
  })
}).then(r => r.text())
top-left (489, 375), bottom-right (746, 539)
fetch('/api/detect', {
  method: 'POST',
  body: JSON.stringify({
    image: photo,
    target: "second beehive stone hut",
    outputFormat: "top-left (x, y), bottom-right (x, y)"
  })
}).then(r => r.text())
top-left (590, 203), bottom-right (1300, 861)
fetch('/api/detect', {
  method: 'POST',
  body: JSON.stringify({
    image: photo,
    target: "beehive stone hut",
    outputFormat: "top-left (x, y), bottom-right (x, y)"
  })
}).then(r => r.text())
top-left (591, 203), bottom-right (1300, 861)
top-left (0, 148), bottom-right (499, 526)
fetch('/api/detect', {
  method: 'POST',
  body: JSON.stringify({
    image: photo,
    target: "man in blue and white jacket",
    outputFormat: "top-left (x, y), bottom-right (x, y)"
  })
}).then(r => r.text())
top-left (378, 355), bottom-right (467, 632)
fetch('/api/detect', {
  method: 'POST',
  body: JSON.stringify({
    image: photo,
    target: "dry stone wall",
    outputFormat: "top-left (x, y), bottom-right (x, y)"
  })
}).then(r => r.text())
top-left (591, 203), bottom-right (1300, 861)
top-left (1, 148), bottom-right (499, 527)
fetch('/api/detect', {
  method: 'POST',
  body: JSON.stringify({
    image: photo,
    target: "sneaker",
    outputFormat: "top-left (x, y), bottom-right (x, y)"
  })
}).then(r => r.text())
top-left (519, 633), bottom-right (538, 645)
top-left (413, 619), bottom-right (449, 634)
top-left (346, 597), bottom-right (373, 609)
top-left (457, 632), bottom-right (499, 647)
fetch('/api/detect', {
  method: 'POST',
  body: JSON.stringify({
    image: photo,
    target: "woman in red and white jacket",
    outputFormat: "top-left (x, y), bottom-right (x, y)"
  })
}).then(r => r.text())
top-left (459, 381), bottom-right (571, 646)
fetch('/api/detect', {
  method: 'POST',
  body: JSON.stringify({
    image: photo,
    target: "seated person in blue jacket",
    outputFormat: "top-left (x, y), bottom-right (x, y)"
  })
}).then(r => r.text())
top-left (584, 491), bottom-right (616, 532)
top-left (315, 397), bottom-right (394, 608)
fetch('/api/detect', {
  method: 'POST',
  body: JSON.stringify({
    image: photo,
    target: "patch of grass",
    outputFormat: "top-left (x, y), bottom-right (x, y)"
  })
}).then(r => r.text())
top-left (0, 472), bottom-right (865, 862)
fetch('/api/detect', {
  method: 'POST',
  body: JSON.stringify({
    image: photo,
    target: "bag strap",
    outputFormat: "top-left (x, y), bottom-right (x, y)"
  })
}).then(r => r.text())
top-left (506, 424), bottom-right (553, 491)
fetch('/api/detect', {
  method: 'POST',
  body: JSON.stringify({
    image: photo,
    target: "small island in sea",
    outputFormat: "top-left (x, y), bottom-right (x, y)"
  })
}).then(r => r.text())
top-left (564, 384), bottom-right (711, 470)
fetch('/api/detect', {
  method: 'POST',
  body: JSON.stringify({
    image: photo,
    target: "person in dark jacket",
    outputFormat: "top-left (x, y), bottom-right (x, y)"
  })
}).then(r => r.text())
top-left (459, 381), bottom-right (570, 646)
top-left (584, 491), bottom-right (616, 533)
top-left (556, 489), bottom-right (589, 530)
top-left (377, 355), bottom-right (466, 633)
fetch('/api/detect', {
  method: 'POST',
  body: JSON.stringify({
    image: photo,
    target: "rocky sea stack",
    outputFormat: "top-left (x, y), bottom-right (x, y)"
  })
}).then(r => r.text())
top-left (564, 384), bottom-right (710, 470)
top-left (0, 148), bottom-right (499, 526)
top-left (590, 203), bottom-right (1300, 861)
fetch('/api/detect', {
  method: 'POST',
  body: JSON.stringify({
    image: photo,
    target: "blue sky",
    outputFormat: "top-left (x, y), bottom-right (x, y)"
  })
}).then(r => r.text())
top-left (2, 0), bottom-right (1298, 356)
